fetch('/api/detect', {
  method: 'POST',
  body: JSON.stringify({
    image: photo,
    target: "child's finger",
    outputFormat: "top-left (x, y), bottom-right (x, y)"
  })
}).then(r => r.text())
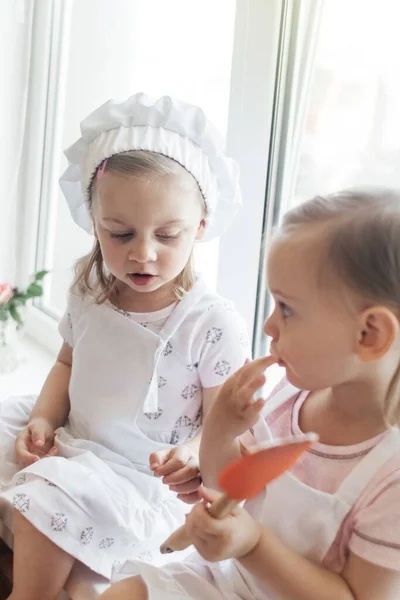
top-left (162, 461), bottom-right (198, 485)
top-left (169, 475), bottom-right (202, 494)
top-left (238, 355), bottom-right (277, 384)
top-left (187, 504), bottom-right (226, 538)
top-left (15, 431), bottom-right (37, 461)
top-left (154, 453), bottom-right (189, 477)
top-left (15, 442), bottom-right (40, 467)
top-left (177, 490), bottom-right (203, 504)
top-left (45, 446), bottom-right (59, 457)
top-left (19, 451), bottom-right (40, 467)
top-left (241, 398), bottom-right (265, 423)
top-left (241, 374), bottom-right (267, 401)
top-left (28, 421), bottom-right (50, 447)
top-left (199, 486), bottom-right (222, 504)
top-left (149, 448), bottom-right (170, 472)
top-left (234, 358), bottom-right (276, 399)
top-left (254, 354), bottom-right (278, 370)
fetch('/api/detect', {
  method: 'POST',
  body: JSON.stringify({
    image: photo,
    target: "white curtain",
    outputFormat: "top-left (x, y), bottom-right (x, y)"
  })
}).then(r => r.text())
top-left (0, 1), bottom-right (33, 282)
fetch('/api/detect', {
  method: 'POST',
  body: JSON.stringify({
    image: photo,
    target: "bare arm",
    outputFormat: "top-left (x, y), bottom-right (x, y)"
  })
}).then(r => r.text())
top-left (199, 411), bottom-right (241, 491)
top-left (150, 385), bottom-right (224, 503)
top-left (30, 342), bottom-right (72, 429)
top-left (200, 357), bottom-right (275, 490)
top-left (239, 527), bottom-right (400, 600)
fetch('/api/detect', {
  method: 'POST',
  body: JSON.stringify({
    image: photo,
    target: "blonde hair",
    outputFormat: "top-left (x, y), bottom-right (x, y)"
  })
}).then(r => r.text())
top-left (73, 150), bottom-right (205, 303)
top-left (280, 188), bottom-right (400, 427)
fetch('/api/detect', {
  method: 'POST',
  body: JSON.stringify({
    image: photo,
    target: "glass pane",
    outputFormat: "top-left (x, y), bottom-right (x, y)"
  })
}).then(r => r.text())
top-left (295, 0), bottom-right (400, 205)
top-left (41, 0), bottom-right (236, 317)
top-left (262, 0), bottom-right (400, 393)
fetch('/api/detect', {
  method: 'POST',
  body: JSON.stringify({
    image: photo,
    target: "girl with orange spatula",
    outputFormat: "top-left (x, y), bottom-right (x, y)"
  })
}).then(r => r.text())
top-left (101, 190), bottom-right (400, 600)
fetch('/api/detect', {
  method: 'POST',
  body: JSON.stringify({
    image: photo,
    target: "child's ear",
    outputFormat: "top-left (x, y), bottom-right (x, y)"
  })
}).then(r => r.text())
top-left (357, 306), bottom-right (399, 361)
top-left (195, 218), bottom-right (206, 241)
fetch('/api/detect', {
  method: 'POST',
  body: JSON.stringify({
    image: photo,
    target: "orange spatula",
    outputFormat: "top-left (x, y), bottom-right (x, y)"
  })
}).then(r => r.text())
top-left (160, 432), bottom-right (318, 554)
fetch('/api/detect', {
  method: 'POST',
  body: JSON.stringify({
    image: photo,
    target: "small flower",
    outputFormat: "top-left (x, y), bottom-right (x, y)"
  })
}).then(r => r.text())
top-left (0, 283), bottom-right (13, 305)
top-left (0, 271), bottom-right (49, 326)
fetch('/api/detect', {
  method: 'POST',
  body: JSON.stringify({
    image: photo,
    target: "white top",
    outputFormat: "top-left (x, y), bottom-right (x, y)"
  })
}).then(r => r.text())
top-left (58, 276), bottom-right (250, 459)
top-left (112, 302), bottom-right (177, 335)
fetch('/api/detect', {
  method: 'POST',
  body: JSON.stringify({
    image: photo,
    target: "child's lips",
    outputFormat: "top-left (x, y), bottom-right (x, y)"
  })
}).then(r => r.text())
top-left (270, 348), bottom-right (286, 367)
top-left (128, 273), bottom-right (157, 286)
top-left (271, 351), bottom-right (286, 368)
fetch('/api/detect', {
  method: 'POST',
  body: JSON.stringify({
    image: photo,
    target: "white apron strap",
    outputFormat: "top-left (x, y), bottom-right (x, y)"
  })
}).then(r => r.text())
top-left (159, 276), bottom-right (208, 342)
top-left (337, 428), bottom-right (400, 506)
top-left (252, 381), bottom-right (300, 442)
top-left (143, 277), bottom-right (208, 413)
top-left (262, 381), bottom-right (301, 417)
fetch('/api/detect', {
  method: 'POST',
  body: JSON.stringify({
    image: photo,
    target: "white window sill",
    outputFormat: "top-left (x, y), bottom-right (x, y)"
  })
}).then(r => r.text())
top-left (0, 334), bottom-right (56, 400)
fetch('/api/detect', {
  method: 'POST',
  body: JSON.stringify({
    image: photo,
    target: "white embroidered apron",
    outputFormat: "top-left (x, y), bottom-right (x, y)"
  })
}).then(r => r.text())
top-left (238, 384), bottom-right (400, 598)
top-left (0, 279), bottom-right (211, 577)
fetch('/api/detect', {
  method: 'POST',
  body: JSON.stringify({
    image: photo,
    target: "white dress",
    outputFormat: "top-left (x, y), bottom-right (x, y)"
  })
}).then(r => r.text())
top-left (0, 277), bottom-right (249, 578)
top-left (123, 382), bottom-right (400, 599)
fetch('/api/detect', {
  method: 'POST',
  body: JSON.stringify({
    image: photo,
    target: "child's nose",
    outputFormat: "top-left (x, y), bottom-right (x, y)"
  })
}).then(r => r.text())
top-left (263, 313), bottom-right (279, 340)
top-left (128, 238), bottom-right (157, 263)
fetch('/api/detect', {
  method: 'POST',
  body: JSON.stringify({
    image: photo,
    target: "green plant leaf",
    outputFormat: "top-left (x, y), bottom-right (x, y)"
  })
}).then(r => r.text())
top-left (26, 283), bottom-right (43, 297)
top-left (34, 270), bottom-right (49, 281)
top-left (9, 304), bottom-right (23, 325)
top-left (11, 296), bottom-right (25, 306)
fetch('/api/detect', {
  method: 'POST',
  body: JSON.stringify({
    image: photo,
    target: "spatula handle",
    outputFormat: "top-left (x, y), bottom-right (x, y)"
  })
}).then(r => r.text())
top-left (160, 493), bottom-right (238, 554)
top-left (208, 494), bottom-right (238, 518)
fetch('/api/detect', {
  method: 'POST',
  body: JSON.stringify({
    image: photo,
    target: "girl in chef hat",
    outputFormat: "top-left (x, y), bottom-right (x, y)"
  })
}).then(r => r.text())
top-left (0, 93), bottom-right (249, 599)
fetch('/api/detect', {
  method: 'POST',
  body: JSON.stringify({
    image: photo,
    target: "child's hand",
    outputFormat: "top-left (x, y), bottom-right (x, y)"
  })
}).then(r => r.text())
top-left (186, 487), bottom-right (261, 562)
top-left (206, 355), bottom-right (277, 439)
top-left (15, 417), bottom-right (58, 468)
top-left (150, 446), bottom-right (202, 503)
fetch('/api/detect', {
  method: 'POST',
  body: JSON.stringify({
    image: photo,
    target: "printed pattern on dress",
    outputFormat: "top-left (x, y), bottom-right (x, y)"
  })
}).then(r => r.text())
top-left (162, 341), bottom-right (173, 356)
top-left (181, 384), bottom-right (199, 400)
top-left (144, 409), bottom-right (163, 420)
top-left (169, 408), bottom-right (203, 444)
top-left (80, 527), bottom-right (94, 545)
top-left (51, 512), bottom-right (68, 532)
top-left (99, 537), bottom-right (115, 549)
top-left (158, 376), bottom-right (167, 388)
top-left (214, 360), bottom-right (231, 377)
top-left (205, 327), bottom-right (223, 344)
top-left (13, 493), bottom-right (30, 513)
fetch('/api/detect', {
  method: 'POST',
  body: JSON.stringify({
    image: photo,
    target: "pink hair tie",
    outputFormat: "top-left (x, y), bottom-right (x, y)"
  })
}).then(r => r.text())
top-left (96, 158), bottom-right (108, 179)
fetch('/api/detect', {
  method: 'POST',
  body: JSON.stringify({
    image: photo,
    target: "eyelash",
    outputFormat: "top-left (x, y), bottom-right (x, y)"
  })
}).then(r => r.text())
top-left (157, 234), bottom-right (179, 241)
top-left (278, 301), bottom-right (293, 319)
top-left (109, 233), bottom-right (179, 241)
top-left (110, 233), bottom-right (132, 240)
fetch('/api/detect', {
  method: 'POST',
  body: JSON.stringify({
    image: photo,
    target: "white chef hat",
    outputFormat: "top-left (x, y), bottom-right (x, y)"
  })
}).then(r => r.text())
top-left (59, 93), bottom-right (242, 240)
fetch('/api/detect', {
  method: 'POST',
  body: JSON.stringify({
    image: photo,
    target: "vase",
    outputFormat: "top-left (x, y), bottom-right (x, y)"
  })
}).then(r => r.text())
top-left (0, 319), bottom-right (19, 375)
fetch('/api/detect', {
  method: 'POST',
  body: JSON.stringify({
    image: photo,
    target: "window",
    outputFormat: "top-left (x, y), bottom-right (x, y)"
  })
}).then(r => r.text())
top-left (295, 0), bottom-right (400, 204)
top-left (254, 0), bottom-right (400, 392)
